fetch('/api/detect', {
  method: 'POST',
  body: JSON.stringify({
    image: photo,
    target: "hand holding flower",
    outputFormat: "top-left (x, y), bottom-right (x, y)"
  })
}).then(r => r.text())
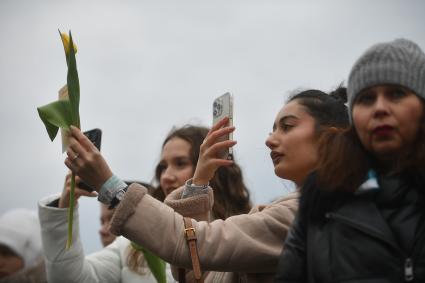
top-left (59, 172), bottom-right (97, 208)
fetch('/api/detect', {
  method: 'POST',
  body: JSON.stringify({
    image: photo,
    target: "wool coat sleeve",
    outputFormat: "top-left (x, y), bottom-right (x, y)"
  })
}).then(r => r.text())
top-left (164, 185), bottom-right (213, 282)
top-left (110, 183), bottom-right (298, 273)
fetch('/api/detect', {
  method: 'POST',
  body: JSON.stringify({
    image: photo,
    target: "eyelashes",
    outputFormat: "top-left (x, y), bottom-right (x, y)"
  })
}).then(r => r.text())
top-left (157, 158), bottom-right (192, 174)
top-left (356, 87), bottom-right (409, 105)
top-left (279, 120), bottom-right (295, 132)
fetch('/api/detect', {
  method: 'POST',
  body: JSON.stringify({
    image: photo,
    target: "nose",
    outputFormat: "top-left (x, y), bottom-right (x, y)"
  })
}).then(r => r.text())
top-left (99, 223), bottom-right (108, 235)
top-left (373, 94), bottom-right (390, 118)
top-left (160, 166), bottom-right (176, 185)
top-left (265, 132), bottom-right (277, 149)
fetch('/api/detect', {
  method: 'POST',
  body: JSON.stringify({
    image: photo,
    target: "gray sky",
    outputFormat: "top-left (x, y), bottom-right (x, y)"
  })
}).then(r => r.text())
top-left (1, 0), bottom-right (424, 253)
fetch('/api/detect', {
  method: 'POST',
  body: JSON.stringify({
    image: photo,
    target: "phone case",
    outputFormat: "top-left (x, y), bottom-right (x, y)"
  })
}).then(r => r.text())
top-left (84, 128), bottom-right (102, 150)
top-left (212, 92), bottom-right (233, 160)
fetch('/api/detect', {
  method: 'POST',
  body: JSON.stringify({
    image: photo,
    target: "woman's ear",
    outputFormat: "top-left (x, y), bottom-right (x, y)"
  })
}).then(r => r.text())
top-left (319, 126), bottom-right (345, 138)
top-left (326, 126), bottom-right (343, 134)
top-left (328, 126), bottom-right (338, 132)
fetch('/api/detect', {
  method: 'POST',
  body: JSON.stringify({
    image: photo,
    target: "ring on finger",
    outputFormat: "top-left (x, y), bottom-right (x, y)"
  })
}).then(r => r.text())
top-left (72, 154), bottom-right (79, 162)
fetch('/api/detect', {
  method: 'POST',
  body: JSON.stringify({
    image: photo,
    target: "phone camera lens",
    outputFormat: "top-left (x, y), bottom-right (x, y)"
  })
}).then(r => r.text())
top-left (213, 101), bottom-right (223, 117)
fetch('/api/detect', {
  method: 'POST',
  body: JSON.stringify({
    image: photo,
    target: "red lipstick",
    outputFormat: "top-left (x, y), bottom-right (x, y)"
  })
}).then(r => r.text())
top-left (373, 125), bottom-right (394, 136)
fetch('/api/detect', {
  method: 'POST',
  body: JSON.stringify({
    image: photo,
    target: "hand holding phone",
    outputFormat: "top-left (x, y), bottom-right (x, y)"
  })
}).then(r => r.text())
top-left (78, 128), bottom-right (102, 191)
top-left (212, 92), bottom-right (233, 160)
top-left (192, 96), bottom-right (235, 185)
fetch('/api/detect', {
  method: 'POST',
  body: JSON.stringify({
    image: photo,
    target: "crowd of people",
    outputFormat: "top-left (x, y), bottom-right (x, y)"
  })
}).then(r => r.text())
top-left (1, 37), bottom-right (424, 283)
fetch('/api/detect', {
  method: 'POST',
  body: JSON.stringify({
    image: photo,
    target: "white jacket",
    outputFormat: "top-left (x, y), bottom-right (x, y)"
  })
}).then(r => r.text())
top-left (38, 194), bottom-right (175, 283)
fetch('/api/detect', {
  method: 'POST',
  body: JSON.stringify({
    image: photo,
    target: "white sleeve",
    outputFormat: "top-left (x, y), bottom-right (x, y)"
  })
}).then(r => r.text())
top-left (38, 194), bottom-right (121, 283)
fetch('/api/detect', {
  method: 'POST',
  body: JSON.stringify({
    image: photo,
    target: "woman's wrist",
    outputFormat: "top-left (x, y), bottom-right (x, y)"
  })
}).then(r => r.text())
top-left (58, 197), bottom-right (68, 208)
top-left (192, 174), bottom-right (209, 186)
top-left (97, 175), bottom-right (127, 205)
top-left (182, 179), bottom-right (209, 199)
top-left (93, 170), bottom-right (113, 192)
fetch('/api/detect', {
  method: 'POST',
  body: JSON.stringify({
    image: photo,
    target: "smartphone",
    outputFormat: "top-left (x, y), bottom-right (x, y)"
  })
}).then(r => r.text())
top-left (212, 92), bottom-right (233, 160)
top-left (78, 128), bottom-right (102, 191)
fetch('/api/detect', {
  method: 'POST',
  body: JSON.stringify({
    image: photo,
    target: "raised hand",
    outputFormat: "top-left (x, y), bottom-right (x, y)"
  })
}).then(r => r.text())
top-left (64, 126), bottom-right (113, 192)
top-left (59, 172), bottom-right (98, 208)
top-left (192, 117), bottom-right (237, 185)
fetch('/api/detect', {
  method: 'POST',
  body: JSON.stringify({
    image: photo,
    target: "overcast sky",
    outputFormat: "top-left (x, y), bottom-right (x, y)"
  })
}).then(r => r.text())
top-left (1, 0), bottom-right (424, 253)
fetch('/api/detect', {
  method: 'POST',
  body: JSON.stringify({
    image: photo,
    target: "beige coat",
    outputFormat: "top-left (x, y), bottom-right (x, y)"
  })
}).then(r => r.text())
top-left (110, 184), bottom-right (298, 283)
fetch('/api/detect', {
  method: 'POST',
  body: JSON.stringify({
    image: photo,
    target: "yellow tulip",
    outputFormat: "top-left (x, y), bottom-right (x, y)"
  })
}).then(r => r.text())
top-left (60, 32), bottom-right (78, 55)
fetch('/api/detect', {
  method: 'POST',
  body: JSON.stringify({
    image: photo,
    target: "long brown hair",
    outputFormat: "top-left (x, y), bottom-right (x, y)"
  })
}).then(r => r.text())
top-left (316, 127), bottom-right (370, 192)
top-left (316, 100), bottom-right (425, 192)
top-left (154, 125), bottom-right (251, 219)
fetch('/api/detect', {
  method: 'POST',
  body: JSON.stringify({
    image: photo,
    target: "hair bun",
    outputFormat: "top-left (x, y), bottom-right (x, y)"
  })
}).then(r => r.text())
top-left (329, 86), bottom-right (347, 104)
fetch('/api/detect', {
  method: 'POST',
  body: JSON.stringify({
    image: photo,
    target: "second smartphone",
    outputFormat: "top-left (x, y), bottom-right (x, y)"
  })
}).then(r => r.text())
top-left (212, 92), bottom-right (233, 160)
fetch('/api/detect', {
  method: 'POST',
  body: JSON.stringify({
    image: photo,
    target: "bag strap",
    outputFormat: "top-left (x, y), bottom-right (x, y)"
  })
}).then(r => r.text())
top-left (178, 217), bottom-right (203, 283)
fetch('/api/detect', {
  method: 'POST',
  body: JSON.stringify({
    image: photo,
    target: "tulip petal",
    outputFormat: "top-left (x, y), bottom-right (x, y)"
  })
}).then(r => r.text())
top-left (59, 29), bottom-right (78, 58)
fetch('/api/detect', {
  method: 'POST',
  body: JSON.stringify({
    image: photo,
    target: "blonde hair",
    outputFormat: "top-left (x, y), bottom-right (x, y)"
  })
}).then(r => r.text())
top-left (126, 245), bottom-right (150, 275)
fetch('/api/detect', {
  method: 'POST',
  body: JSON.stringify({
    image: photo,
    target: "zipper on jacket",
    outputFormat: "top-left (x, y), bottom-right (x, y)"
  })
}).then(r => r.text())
top-left (327, 212), bottom-right (420, 281)
top-left (404, 258), bottom-right (413, 281)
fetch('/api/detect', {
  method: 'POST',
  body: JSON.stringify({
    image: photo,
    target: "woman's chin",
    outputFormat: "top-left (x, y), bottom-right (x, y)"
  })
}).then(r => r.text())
top-left (274, 166), bottom-right (288, 180)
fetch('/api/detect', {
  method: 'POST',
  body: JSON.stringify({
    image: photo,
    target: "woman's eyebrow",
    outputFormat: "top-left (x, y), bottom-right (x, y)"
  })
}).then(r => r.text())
top-left (173, 155), bottom-right (190, 161)
top-left (279, 115), bottom-right (298, 124)
top-left (273, 115), bottom-right (298, 131)
top-left (273, 115), bottom-right (299, 131)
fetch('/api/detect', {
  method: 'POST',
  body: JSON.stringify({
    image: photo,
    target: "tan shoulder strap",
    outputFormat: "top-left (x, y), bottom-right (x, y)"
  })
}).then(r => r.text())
top-left (178, 217), bottom-right (203, 283)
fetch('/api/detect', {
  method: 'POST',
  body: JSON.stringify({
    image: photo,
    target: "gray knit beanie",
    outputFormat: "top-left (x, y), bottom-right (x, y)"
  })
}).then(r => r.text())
top-left (348, 38), bottom-right (425, 113)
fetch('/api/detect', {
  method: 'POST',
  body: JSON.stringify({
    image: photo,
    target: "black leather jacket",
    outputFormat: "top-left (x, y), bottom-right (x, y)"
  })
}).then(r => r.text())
top-left (274, 173), bottom-right (425, 283)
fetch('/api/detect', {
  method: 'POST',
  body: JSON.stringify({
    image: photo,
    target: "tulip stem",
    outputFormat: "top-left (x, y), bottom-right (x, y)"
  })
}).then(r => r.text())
top-left (66, 172), bottom-right (76, 249)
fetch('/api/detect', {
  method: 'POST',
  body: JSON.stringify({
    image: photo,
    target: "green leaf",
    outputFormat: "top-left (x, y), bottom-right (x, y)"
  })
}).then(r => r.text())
top-left (131, 242), bottom-right (167, 283)
top-left (37, 100), bottom-right (73, 141)
top-left (67, 32), bottom-right (80, 128)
